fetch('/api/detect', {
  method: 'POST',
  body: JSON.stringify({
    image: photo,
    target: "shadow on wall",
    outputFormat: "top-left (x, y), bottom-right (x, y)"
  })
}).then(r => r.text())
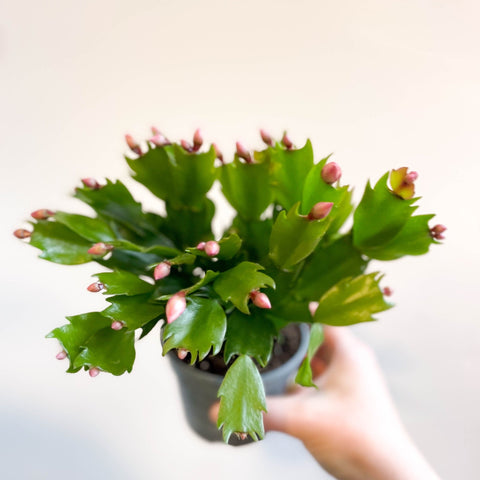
top-left (0, 406), bottom-right (134, 480)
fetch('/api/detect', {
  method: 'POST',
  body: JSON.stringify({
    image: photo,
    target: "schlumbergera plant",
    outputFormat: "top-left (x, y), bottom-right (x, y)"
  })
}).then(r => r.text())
top-left (14, 128), bottom-right (446, 443)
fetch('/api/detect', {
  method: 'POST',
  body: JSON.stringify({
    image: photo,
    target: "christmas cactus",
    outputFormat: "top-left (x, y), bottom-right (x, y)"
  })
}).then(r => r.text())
top-left (14, 128), bottom-right (445, 443)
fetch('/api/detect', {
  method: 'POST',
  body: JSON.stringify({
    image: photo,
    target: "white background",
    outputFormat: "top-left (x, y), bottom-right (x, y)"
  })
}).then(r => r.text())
top-left (1, 1), bottom-right (479, 479)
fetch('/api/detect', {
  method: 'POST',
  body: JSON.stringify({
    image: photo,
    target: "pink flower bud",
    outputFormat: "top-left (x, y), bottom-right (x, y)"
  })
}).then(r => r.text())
top-left (193, 129), bottom-right (203, 151)
top-left (177, 348), bottom-right (189, 360)
top-left (81, 178), bottom-right (102, 190)
top-left (382, 287), bottom-right (393, 297)
top-left (196, 241), bottom-right (206, 250)
top-left (235, 432), bottom-right (248, 441)
top-left (56, 350), bottom-right (67, 360)
top-left (149, 133), bottom-right (170, 146)
top-left (250, 290), bottom-right (272, 309)
top-left (321, 162), bottom-right (342, 184)
top-left (204, 240), bottom-right (220, 257)
top-left (308, 301), bottom-right (319, 316)
top-left (166, 292), bottom-right (187, 323)
top-left (430, 224), bottom-right (447, 240)
top-left (307, 202), bottom-right (334, 220)
top-left (89, 367), bottom-right (100, 378)
top-left (404, 171), bottom-right (418, 184)
top-left (31, 209), bottom-right (55, 220)
top-left (236, 142), bottom-right (253, 163)
top-left (260, 129), bottom-right (274, 147)
top-left (87, 242), bottom-right (113, 256)
top-left (111, 321), bottom-right (124, 331)
top-left (281, 132), bottom-right (293, 150)
top-left (212, 143), bottom-right (224, 163)
top-left (13, 228), bottom-right (31, 239)
top-left (125, 134), bottom-right (142, 156)
top-left (154, 261), bottom-right (171, 280)
top-left (87, 281), bottom-right (104, 292)
top-left (151, 126), bottom-right (161, 135)
top-left (180, 139), bottom-right (194, 152)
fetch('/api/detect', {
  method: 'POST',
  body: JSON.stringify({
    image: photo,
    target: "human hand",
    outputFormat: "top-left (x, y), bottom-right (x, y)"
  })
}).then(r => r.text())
top-left (210, 326), bottom-right (440, 480)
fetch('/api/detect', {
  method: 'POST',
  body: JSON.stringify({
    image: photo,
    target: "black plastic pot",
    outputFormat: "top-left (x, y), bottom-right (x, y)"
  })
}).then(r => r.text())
top-left (166, 323), bottom-right (310, 444)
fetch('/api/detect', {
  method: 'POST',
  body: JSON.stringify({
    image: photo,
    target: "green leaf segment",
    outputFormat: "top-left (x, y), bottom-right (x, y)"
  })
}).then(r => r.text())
top-left (17, 129), bottom-right (443, 443)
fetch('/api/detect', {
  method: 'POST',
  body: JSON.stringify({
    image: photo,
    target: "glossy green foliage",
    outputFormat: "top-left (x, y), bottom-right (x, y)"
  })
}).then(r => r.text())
top-left (47, 312), bottom-right (135, 374)
top-left (127, 144), bottom-right (216, 209)
top-left (217, 355), bottom-right (267, 442)
top-left (213, 262), bottom-right (275, 314)
top-left (220, 158), bottom-right (273, 220)
top-left (186, 234), bottom-right (242, 261)
top-left (162, 297), bottom-right (227, 364)
top-left (102, 294), bottom-right (164, 330)
top-left (94, 271), bottom-right (154, 296)
top-left (295, 324), bottom-right (324, 387)
top-left (54, 212), bottom-right (116, 242)
top-left (224, 310), bottom-right (277, 367)
top-left (313, 273), bottom-right (392, 326)
top-left (295, 235), bottom-right (368, 301)
top-left (30, 221), bottom-right (93, 265)
top-left (263, 140), bottom-right (314, 209)
top-left (353, 173), bottom-right (416, 249)
top-left (269, 203), bottom-right (330, 270)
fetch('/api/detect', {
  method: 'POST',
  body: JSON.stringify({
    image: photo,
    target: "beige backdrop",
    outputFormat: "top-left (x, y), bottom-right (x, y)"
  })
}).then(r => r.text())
top-left (2, 1), bottom-right (479, 479)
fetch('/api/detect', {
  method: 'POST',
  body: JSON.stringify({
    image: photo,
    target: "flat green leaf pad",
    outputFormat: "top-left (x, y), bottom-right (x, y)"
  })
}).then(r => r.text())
top-left (295, 324), bottom-right (324, 387)
top-left (162, 297), bottom-right (227, 363)
top-left (94, 271), bottom-right (154, 296)
top-left (217, 355), bottom-right (267, 442)
top-left (313, 273), bottom-right (392, 326)
top-left (224, 310), bottom-right (277, 367)
top-left (213, 262), bottom-right (275, 314)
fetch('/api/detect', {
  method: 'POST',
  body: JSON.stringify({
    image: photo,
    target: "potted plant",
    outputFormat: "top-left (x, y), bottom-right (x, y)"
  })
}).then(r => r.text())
top-left (14, 127), bottom-right (445, 444)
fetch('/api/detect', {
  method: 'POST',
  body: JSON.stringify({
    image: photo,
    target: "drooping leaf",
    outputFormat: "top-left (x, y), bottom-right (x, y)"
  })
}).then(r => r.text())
top-left (295, 323), bottom-right (324, 387)
top-left (313, 273), bottom-right (392, 326)
top-left (73, 328), bottom-right (136, 375)
top-left (162, 297), bottom-right (227, 363)
top-left (269, 202), bottom-right (331, 270)
top-left (94, 271), bottom-right (155, 296)
top-left (30, 221), bottom-right (93, 265)
top-left (213, 262), bottom-right (275, 314)
top-left (126, 144), bottom-right (216, 209)
top-left (217, 355), bottom-right (267, 442)
top-left (353, 173), bottom-right (416, 249)
top-left (47, 312), bottom-right (112, 372)
top-left (74, 179), bottom-right (155, 237)
top-left (102, 294), bottom-right (164, 330)
top-left (220, 158), bottom-right (273, 220)
top-left (224, 310), bottom-right (277, 367)
top-left (295, 234), bottom-right (368, 301)
top-left (54, 212), bottom-right (116, 242)
top-left (360, 214), bottom-right (436, 260)
top-left (266, 140), bottom-right (314, 209)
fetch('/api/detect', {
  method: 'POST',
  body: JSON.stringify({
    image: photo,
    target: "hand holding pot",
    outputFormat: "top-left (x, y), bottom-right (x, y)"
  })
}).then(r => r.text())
top-left (211, 326), bottom-right (441, 480)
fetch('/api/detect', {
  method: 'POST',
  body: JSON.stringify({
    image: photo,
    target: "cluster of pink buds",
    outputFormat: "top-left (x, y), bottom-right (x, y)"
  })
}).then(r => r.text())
top-left (31, 209), bottom-right (55, 220)
top-left (111, 320), bottom-right (124, 331)
top-left (87, 281), bottom-right (105, 292)
top-left (149, 126), bottom-right (171, 147)
top-left (382, 287), bottom-right (393, 297)
top-left (212, 143), bottom-right (224, 163)
top-left (260, 129), bottom-right (274, 147)
top-left (13, 228), bottom-right (32, 239)
top-left (307, 202), bottom-right (334, 220)
top-left (321, 162), bottom-right (342, 184)
top-left (236, 142), bottom-right (253, 163)
top-left (430, 224), bottom-right (446, 240)
top-left (125, 134), bottom-right (143, 156)
top-left (87, 242), bottom-right (113, 256)
top-left (89, 367), bottom-right (100, 378)
top-left (81, 178), bottom-right (102, 190)
top-left (389, 167), bottom-right (418, 200)
top-left (249, 290), bottom-right (272, 309)
top-left (177, 348), bottom-right (189, 360)
top-left (281, 132), bottom-right (293, 150)
top-left (154, 261), bottom-right (171, 280)
top-left (197, 240), bottom-right (220, 257)
top-left (166, 291), bottom-right (187, 323)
